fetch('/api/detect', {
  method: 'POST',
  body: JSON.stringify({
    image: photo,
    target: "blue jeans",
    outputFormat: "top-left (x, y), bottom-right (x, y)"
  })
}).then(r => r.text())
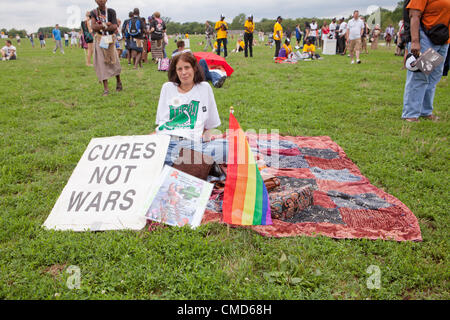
top-left (164, 138), bottom-right (229, 166)
top-left (199, 59), bottom-right (222, 86)
top-left (402, 29), bottom-right (449, 119)
top-left (216, 38), bottom-right (227, 57)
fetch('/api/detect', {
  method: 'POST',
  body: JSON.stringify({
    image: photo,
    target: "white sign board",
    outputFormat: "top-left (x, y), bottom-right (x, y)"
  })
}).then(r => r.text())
top-left (43, 135), bottom-right (170, 231)
top-left (322, 38), bottom-right (337, 55)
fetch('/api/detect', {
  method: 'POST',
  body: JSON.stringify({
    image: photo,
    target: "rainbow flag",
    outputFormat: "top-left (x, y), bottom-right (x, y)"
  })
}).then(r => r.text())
top-left (222, 112), bottom-right (272, 226)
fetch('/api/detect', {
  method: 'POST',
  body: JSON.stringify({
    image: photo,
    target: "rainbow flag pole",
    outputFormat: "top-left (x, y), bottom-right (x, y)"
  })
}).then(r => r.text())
top-left (222, 107), bottom-right (272, 226)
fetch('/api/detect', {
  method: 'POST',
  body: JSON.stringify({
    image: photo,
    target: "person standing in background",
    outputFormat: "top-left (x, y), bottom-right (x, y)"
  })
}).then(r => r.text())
top-left (28, 34), bottom-right (35, 48)
top-left (149, 11), bottom-right (166, 63)
top-left (360, 16), bottom-right (370, 54)
top-left (204, 21), bottom-right (214, 51)
top-left (395, 20), bottom-right (405, 56)
top-left (346, 10), bottom-right (364, 64)
top-left (303, 21), bottom-right (310, 46)
top-left (121, 11), bottom-right (133, 65)
top-left (401, 0), bottom-right (449, 122)
top-left (329, 18), bottom-right (337, 39)
top-left (82, 11), bottom-right (94, 66)
top-left (259, 30), bottom-right (265, 43)
top-left (52, 24), bottom-right (64, 54)
top-left (371, 24), bottom-right (381, 50)
top-left (337, 17), bottom-right (347, 54)
top-left (385, 24), bottom-right (395, 48)
top-left (64, 32), bottom-right (69, 47)
top-left (90, 0), bottom-right (122, 96)
top-left (115, 19), bottom-right (123, 58)
top-left (244, 15), bottom-right (255, 58)
top-left (320, 21), bottom-right (329, 49)
top-left (273, 16), bottom-right (283, 58)
top-left (295, 24), bottom-right (302, 47)
top-left (310, 19), bottom-right (318, 45)
top-left (215, 14), bottom-right (228, 58)
top-left (128, 8), bottom-right (145, 69)
top-left (38, 32), bottom-right (46, 48)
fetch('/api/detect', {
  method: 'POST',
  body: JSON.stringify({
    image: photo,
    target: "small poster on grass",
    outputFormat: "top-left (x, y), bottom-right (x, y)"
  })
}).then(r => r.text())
top-left (43, 135), bottom-right (170, 232)
top-left (145, 165), bottom-right (213, 229)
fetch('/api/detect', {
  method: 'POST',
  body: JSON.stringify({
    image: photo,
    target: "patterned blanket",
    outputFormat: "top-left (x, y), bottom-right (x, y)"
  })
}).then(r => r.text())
top-left (202, 134), bottom-right (422, 242)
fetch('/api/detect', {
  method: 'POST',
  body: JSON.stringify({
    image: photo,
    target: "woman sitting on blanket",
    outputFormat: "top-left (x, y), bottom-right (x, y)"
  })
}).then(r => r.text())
top-left (154, 52), bottom-right (227, 166)
top-left (278, 38), bottom-right (293, 58)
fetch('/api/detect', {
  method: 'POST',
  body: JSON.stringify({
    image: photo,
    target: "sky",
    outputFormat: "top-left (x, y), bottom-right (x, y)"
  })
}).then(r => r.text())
top-left (0, 0), bottom-right (399, 33)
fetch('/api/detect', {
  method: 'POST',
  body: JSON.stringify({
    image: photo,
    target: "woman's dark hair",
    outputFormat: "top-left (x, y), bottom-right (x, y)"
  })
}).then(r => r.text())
top-left (168, 52), bottom-right (205, 85)
top-left (176, 40), bottom-right (185, 49)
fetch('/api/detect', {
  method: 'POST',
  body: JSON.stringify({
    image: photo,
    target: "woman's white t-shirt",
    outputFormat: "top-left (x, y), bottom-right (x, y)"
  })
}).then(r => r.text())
top-left (155, 81), bottom-right (221, 142)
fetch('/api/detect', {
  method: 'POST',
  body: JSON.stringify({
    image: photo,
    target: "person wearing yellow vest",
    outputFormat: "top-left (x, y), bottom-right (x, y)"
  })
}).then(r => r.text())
top-left (244, 15), bottom-right (255, 58)
top-left (215, 14), bottom-right (228, 57)
top-left (273, 16), bottom-right (283, 58)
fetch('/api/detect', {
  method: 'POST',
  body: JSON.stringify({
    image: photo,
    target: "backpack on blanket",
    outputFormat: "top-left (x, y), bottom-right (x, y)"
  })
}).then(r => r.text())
top-left (127, 17), bottom-right (142, 37)
top-left (158, 58), bottom-right (170, 71)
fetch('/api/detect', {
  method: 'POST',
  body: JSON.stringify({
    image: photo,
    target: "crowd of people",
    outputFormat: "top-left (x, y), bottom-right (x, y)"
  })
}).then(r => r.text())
top-left (2, 0), bottom-right (448, 125)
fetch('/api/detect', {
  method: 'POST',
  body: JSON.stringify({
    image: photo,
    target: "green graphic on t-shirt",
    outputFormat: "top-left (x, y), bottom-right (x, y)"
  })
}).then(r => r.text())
top-left (159, 100), bottom-right (199, 131)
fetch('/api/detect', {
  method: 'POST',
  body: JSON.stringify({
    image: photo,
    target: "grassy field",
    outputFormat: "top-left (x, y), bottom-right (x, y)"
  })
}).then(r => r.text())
top-left (0, 35), bottom-right (448, 300)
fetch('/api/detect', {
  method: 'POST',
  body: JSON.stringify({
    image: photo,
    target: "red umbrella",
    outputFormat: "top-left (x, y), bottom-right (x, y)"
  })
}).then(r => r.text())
top-left (193, 52), bottom-right (234, 77)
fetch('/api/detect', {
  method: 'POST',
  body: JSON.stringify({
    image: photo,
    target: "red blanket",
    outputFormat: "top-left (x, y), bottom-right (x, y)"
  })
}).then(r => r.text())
top-left (202, 134), bottom-right (422, 242)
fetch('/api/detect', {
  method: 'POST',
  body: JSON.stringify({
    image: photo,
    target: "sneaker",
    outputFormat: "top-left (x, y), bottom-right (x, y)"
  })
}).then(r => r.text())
top-left (357, 60), bottom-right (361, 64)
top-left (351, 60), bottom-right (355, 64)
top-left (2, 57), bottom-right (5, 61)
top-left (214, 76), bottom-right (226, 88)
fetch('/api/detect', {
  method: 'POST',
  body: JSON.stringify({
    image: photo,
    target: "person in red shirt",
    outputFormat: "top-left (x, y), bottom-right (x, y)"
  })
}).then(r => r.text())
top-left (320, 21), bottom-right (330, 49)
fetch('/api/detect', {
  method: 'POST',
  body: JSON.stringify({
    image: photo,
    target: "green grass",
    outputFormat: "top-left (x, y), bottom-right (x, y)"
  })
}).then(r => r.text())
top-left (0, 36), bottom-right (449, 300)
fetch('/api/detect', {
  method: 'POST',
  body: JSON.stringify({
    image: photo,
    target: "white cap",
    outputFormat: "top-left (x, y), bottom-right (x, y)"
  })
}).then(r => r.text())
top-left (405, 53), bottom-right (419, 72)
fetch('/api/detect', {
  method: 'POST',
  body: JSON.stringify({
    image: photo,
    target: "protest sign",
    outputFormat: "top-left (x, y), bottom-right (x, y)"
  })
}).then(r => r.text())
top-left (43, 135), bottom-right (170, 231)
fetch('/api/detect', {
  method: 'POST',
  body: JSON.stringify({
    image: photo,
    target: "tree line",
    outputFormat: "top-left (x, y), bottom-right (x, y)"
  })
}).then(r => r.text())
top-left (165, 2), bottom-right (404, 34)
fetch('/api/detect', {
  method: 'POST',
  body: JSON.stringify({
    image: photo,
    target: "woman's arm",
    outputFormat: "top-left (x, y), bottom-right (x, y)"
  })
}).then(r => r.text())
top-left (202, 129), bottom-right (214, 142)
